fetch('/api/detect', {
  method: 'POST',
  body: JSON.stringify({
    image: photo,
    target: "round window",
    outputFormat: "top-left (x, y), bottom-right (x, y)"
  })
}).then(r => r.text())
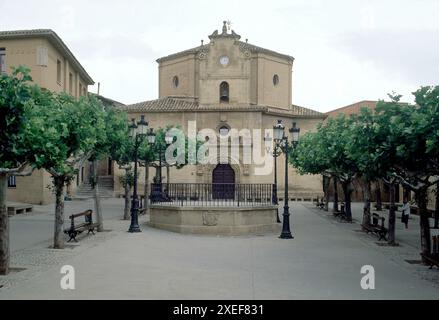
top-left (173, 76), bottom-right (179, 88)
top-left (273, 74), bottom-right (279, 86)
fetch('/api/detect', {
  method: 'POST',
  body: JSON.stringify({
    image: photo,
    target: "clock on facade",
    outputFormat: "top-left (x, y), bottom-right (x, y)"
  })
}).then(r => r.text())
top-left (219, 55), bottom-right (229, 66)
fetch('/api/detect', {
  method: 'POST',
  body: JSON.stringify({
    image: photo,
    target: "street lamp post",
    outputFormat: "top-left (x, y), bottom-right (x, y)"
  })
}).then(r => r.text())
top-left (164, 133), bottom-right (174, 192)
top-left (265, 134), bottom-right (281, 223)
top-left (128, 115), bottom-right (148, 233)
top-left (273, 120), bottom-right (300, 239)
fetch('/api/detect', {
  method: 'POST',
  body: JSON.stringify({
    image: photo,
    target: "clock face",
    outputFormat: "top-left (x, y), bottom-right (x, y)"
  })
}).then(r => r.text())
top-left (219, 55), bottom-right (229, 66)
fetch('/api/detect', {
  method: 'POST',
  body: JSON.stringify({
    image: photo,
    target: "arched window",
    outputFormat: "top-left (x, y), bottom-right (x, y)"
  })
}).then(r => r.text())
top-left (172, 76), bottom-right (179, 88)
top-left (219, 81), bottom-right (229, 103)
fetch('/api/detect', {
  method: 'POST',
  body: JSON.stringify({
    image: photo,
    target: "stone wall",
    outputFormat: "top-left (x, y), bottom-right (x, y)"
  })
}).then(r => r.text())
top-left (149, 205), bottom-right (280, 235)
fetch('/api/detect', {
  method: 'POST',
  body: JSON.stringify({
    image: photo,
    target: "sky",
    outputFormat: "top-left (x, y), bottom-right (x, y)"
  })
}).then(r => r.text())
top-left (1, 0), bottom-right (438, 112)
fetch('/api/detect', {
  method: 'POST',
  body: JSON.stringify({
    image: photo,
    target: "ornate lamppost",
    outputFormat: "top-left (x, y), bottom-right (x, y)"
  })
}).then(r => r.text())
top-left (128, 115), bottom-right (155, 233)
top-left (273, 120), bottom-right (300, 239)
top-left (264, 133), bottom-right (282, 223)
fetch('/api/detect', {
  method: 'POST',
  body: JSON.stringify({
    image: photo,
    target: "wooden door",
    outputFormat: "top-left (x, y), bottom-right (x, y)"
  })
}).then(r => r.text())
top-left (212, 164), bottom-right (235, 199)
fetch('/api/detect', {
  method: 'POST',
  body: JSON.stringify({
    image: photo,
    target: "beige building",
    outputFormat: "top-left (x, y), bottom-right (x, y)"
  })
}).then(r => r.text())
top-left (0, 29), bottom-right (94, 204)
top-left (2, 24), bottom-right (328, 205)
top-left (326, 100), bottom-right (378, 119)
top-left (117, 22), bottom-right (327, 200)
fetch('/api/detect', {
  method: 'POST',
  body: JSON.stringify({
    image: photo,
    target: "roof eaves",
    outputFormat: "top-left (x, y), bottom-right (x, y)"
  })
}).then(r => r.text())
top-left (0, 29), bottom-right (94, 85)
top-left (325, 100), bottom-right (378, 114)
top-left (156, 45), bottom-right (204, 63)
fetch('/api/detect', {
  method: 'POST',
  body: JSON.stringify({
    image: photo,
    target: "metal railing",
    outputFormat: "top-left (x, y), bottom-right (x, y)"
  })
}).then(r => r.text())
top-left (150, 183), bottom-right (274, 207)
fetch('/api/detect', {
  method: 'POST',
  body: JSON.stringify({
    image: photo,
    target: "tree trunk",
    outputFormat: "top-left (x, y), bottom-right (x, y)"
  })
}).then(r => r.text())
top-left (342, 180), bottom-right (353, 222)
top-left (375, 181), bottom-right (383, 211)
top-left (92, 160), bottom-right (103, 232)
top-left (417, 188), bottom-right (432, 263)
top-left (333, 176), bottom-right (339, 213)
top-left (435, 182), bottom-right (439, 229)
top-left (65, 179), bottom-right (72, 199)
top-left (0, 173), bottom-right (10, 275)
top-left (123, 169), bottom-right (131, 220)
top-left (166, 166), bottom-right (170, 188)
top-left (53, 176), bottom-right (66, 249)
top-left (143, 163), bottom-right (149, 214)
top-left (362, 179), bottom-right (372, 227)
top-left (323, 175), bottom-right (330, 212)
top-left (387, 183), bottom-right (397, 245)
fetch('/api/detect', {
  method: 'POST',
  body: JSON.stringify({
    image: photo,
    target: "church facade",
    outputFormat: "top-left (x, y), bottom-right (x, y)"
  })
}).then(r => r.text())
top-left (116, 22), bottom-right (327, 200)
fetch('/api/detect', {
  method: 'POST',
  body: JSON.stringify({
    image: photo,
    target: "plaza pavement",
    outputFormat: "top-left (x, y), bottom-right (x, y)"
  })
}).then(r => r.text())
top-left (1, 198), bottom-right (439, 299)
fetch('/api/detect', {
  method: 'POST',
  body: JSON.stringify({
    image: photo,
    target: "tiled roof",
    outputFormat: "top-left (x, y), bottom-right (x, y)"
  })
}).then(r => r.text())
top-left (0, 29), bottom-right (94, 84)
top-left (123, 98), bottom-right (326, 119)
top-left (91, 93), bottom-right (126, 108)
top-left (291, 104), bottom-right (326, 117)
top-left (123, 97), bottom-right (199, 112)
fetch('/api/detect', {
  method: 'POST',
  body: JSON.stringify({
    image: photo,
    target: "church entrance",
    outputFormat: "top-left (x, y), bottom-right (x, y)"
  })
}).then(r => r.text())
top-left (212, 164), bottom-right (235, 199)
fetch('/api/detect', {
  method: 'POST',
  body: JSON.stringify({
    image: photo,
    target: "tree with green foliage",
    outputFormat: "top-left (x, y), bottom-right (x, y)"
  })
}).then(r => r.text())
top-left (0, 67), bottom-right (37, 274)
top-left (301, 116), bottom-right (360, 221)
top-left (142, 125), bottom-right (199, 205)
top-left (290, 128), bottom-right (332, 211)
top-left (375, 87), bottom-right (439, 258)
top-left (325, 115), bottom-right (362, 222)
top-left (344, 108), bottom-right (391, 231)
top-left (102, 111), bottom-right (135, 219)
top-left (25, 92), bottom-right (105, 249)
top-left (88, 102), bottom-right (129, 230)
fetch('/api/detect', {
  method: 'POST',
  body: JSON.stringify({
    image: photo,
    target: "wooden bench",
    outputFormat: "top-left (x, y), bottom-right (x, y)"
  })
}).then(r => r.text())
top-left (421, 253), bottom-right (439, 269)
top-left (333, 202), bottom-right (346, 218)
top-left (361, 213), bottom-right (388, 241)
top-left (410, 205), bottom-right (435, 218)
top-left (63, 210), bottom-right (98, 242)
top-left (315, 198), bottom-right (325, 210)
top-left (7, 204), bottom-right (33, 216)
top-left (421, 236), bottom-right (439, 268)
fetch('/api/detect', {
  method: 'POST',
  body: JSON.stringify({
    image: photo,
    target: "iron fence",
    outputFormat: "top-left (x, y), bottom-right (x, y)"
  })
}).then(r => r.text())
top-left (150, 183), bottom-right (274, 207)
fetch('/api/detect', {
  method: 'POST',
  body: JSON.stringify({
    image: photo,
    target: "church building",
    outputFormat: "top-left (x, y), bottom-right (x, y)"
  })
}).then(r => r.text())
top-left (116, 22), bottom-right (327, 200)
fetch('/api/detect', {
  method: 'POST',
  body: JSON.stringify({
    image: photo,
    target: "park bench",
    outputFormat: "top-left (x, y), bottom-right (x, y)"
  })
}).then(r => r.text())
top-left (333, 202), bottom-right (346, 219)
top-left (361, 213), bottom-right (388, 241)
top-left (315, 198), bottom-right (324, 210)
top-left (410, 205), bottom-right (435, 218)
top-left (421, 253), bottom-right (439, 269)
top-left (421, 235), bottom-right (439, 269)
top-left (63, 210), bottom-right (98, 242)
top-left (7, 204), bottom-right (33, 216)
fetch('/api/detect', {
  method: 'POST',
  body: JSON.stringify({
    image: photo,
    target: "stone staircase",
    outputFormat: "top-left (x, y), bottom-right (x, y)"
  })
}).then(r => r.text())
top-left (75, 176), bottom-right (114, 199)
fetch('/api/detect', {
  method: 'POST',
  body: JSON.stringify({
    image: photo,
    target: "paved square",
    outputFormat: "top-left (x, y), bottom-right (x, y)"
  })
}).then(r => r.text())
top-left (1, 199), bottom-right (439, 299)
